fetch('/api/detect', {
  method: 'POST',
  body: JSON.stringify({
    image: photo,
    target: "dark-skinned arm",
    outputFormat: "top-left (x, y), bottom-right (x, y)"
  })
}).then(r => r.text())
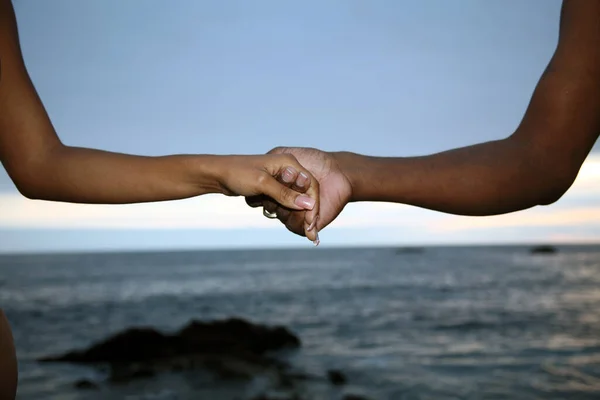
top-left (335, 0), bottom-right (600, 216)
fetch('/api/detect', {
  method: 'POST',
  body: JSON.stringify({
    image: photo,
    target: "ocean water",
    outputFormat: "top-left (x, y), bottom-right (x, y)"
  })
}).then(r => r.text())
top-left (1, 245), bottom-right (600, 400)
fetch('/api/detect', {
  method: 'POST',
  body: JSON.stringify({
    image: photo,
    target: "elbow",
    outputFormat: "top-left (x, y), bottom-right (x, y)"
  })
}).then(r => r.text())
top-left (6, 145), bottom-right (65, 201)
top-left (12, 175), bottom-right (45, 200)
top-left (8, 161), bottom-right (54, 201)
top-left (506, 134), bottom-right (582, 208)
top-left (531, 164), bottom-right (578, 207)
top-left (536, 180), bottom-right (572, 206)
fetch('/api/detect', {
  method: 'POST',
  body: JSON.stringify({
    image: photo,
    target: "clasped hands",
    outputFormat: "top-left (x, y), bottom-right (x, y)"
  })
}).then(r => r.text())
top-left (243, 147), bottom-right (353, 245)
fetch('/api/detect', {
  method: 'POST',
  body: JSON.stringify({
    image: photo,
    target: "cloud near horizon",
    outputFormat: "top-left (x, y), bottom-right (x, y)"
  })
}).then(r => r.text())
top-left (1, 154), bottom-right (599, 244)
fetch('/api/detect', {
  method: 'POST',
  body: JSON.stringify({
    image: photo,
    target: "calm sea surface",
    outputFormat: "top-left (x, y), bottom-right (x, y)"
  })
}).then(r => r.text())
top-left (1, 245), bottom-right (600, 400)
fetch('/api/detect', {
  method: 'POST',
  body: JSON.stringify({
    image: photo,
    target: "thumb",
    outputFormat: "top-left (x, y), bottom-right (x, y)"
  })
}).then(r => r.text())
top-left (260, 174), bottom-right (316, 211)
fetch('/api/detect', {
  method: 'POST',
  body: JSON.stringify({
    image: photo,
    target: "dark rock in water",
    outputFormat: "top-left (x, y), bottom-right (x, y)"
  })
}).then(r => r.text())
top-left (250, 393), bottom-right (303, 400)
top-left (46, 328), bottom-right (173, 364)
top-left (73, 379), bottom-right (98, 390)
top-left (40, 317), bottom-right (301, 384)
top-left (41, 317), bottom-right (300, 364)
top-left (342, 394), bottom-right (373, 400)
top-left (327, 369), bottom-right (347, 385)
top-left (395, 247), bottom-right (424, 255)
top-left (530, 245), bottom-right (557, 254)
top-left (179, 318), bottom-right (301, 354)
top-left (109, 363), bottom-right (156, 383)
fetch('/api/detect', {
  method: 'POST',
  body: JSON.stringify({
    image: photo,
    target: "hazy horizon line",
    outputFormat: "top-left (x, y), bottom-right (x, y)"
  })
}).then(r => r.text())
top-left (1, 241), bottom-right (598, 258)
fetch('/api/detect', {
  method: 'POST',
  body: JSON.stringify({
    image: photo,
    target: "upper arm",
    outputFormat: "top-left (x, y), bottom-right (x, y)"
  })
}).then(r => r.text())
top-left (0, 0), bottom-right (62, 189)
top-left (513, 0), bottom-right (600, 187)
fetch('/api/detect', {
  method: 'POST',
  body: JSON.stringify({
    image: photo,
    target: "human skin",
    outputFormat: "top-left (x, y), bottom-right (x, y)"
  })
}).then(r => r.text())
top-left (248, 0), bottom-right (600, 238)
top-left (0, 310), bottom-right (17, 400)
top-left (0, 0), bottom-right (320, 236)
top-left (0, 0), bottom-right (320, 397)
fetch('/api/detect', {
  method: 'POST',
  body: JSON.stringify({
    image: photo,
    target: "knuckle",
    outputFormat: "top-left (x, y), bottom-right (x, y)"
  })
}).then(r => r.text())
top-left (277, 212), bottom-right (289, 224)
top-left (269, 146), bottom-right (287, 155)
top-left (263, 200), bottom-right (276, 212)
top-left (305, 177), bottom-right (319, 194)
top-left (280, 186), bottom-right (292, 202)
top-left (277, 208), bottom-right (291, 219)
top-left (255, 172), bottom-right (268, 186)
top-left (285, 216), bottom-right (304, 236)
top-left (282, 153), bottom-right (297, 164)
top-left (311, 177), bottom-right (320, 190)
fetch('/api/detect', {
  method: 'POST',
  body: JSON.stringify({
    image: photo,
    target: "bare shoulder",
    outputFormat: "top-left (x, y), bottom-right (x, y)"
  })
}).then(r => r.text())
top-left (513, 0), bottom-right (600, 177)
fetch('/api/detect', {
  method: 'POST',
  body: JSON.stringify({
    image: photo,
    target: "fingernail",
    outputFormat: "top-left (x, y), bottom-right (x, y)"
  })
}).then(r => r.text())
top-left (295, 195), bottom-right (315, 210)
top-left (307, 215), bottom-right (319, 232)
top-left (282, 167), bottom-right (296, 183)
top-left (296, 172), bottom-right (309, 187)
top-left (313, 232), bottom-right (320, 247)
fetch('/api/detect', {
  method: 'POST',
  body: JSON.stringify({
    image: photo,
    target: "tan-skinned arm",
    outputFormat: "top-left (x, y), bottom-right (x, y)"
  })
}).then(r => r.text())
top-left (0, 310), bottom-right (17, 400)
top-left (0, 1), bottom-right (321, 397)
top-left (0, 0), bottom-right (320, 228)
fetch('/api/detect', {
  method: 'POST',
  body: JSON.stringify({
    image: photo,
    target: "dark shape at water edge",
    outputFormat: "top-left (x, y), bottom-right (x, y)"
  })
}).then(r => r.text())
top-left (395, 247), bottom-right (425, 255)
top-left (250, 394), bottom-right (303, 400)
top-left (39, 317), bottom-right (301, 384)
top-left (342, 395), bottom-right (373, 400)
top-left (38, 317), bottom-right (365, 398)
top-left (40, 317), bottom-right (301, 364)
top-left (327, 369), bottom-right (347, 385)
top-left (530, 245), bottom-right (558, 254)
top-left (73, 379), bottom-right (98, 390)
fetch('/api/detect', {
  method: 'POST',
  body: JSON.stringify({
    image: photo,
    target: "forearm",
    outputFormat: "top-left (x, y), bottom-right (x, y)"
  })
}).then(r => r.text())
top-left (332, 0), bottom-right (600, 217)
top-left (16, 145), bottom-right (224, 204)
top-left (335, 137), bottom-right (573, 216)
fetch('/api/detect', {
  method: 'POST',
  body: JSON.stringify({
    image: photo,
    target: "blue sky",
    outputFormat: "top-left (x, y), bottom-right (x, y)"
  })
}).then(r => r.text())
top-left (1, 0), bottom-right (599, 253)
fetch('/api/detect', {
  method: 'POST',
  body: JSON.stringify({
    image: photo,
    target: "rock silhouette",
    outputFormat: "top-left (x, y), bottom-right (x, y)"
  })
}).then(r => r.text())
top-left (73, 379), bottom-right (98, 390)
top-left (39, 317), bottom-right (360, 399)
top-left (530, 245), bottom-right (557, 254)
top-left (327, 369), bottom-right (347, 385)
top-left (40, 317), bottom-right (301, 383)
top-left (341, 395), bottom-right (373, 400)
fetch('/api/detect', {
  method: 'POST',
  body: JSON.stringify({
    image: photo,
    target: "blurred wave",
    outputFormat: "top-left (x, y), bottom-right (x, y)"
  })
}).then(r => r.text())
top-left (1, 245), bottom-right (600, 399)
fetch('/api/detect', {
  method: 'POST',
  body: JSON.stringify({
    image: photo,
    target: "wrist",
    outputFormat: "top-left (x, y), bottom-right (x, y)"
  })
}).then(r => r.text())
top-left (331, 151), bottom-right (371, 202)
top-left (331, 151), bottom-right (411, 203)
top-left (186, 154), bottom-right (233, 196)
